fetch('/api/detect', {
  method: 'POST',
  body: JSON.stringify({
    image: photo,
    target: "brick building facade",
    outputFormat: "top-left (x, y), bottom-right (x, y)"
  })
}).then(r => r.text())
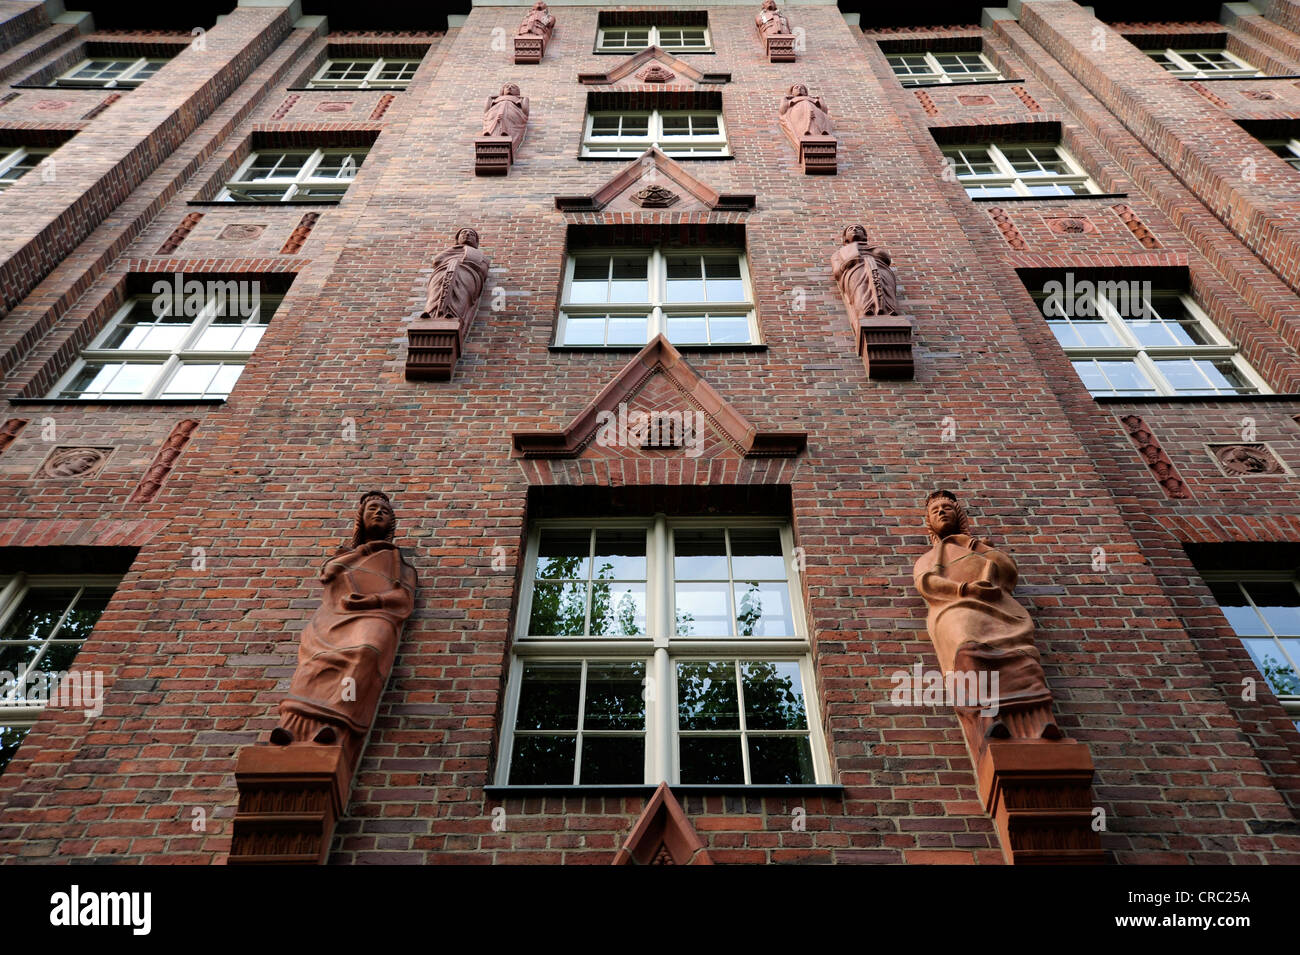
top-left (0, 0), bottom-right (1297, 865)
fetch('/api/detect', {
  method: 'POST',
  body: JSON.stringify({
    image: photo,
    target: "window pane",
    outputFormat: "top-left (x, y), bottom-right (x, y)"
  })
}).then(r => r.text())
top-left (515, 662), bottom-right (581, 729)
top-left (677, 661), bottom-right (739, 729)
top-left (708, 316), bottom-right (751, 344)
top-left (509, 735), bottom-right (575, 784)
top-left (703, 257), bottom-right (744, 301)
top-left (593, 531), bottom-right (646, 580)
top-left (584, 661), bottom-right (646, 730)
top-left (606, 316), bottom-right (648, 345)
top-left (529, 582), bottom-right (588, 636)
top-left (679, 736), bottom-right (743, 783)
top-left (734, 581), bottom-right (794, 637)
top-left (561, 316), bottom-right (606, 345)
top-left (675, 583), bottom-right (730, 636)
top-left (160, 363), bottom-right (220, 398)
top-left (747, 736), bottom-right (815, 784)
top-left (674, 529), bottom-right (727, 579)
top-left (1209, 581), bottom-right (1267, 636)
top-left (609, 255), bottom-right (649, 303)
top-left (742, 661), bottom-right (807, 730)
top-left (665, 315), bottom-right (708, 344)
top-left (729, 529), bottom-right (786, 579)
top-left (536, 531), bottom-right (589, 579)
top-left (580, 735), bottom-right (644, 783)
top-left (1244, 583), bottom-right (1300, 636)
top-left (589, 581), bottom-right (646, 636)
top-left (0, 723), bottom-right (30, 775)
top-left (666, 255), bottom-right (705, 302)
top-left (0, 589), bottom-right (78, 644)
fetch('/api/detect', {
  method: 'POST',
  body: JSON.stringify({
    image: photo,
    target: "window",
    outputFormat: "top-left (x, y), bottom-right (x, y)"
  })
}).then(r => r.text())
top-left (0, 147), bottom-right (52, 190)
top-left (54, 57), bottom-right (168, 88)
top-left (498, 518), bottom-right (828, 786)
top-left (596, 24), bottom-right (710, 52)
top-left (583, 109), bottom-right (727, 158)
top-left (217, 148), bottom-right (368, 202)
top-left (1203, 573), bottom-right (1300, 730)
top-left (306, 58), bottom-right (421, 89)
top-left (1029, 281), bottom-right (1266, 397)
top-left (558, 248), bottom-right (755, 347)
top-left (0, 575), bottom-right (118, 775)
top-left (886, 51), bottom-right (1002, 86)
top-left (1263, 138), bottom-right (1300, 171)
top-left (1145, 48), bottom-right (1260, 78)
top-left (942, 142), bottom-right (1098, 198)
top-left (50, 287), bottom-right (283, 400)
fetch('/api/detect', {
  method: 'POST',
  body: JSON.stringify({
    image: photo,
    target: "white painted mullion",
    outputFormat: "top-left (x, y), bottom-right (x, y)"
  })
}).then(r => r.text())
top-left (573, 659), bottom-right (588, 784)
top-left (735, 660), bottom-right (751, 784)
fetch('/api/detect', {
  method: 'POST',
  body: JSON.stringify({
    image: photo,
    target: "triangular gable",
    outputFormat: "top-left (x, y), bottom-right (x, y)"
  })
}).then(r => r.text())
top-left (578, 46), bottom-right (730, 85)
top-left (555, 148), bottom-right (754, 213)
top-left (512, 336), bottom-right (805, 459)
top-left (612, 782), bottom-right (713, 865)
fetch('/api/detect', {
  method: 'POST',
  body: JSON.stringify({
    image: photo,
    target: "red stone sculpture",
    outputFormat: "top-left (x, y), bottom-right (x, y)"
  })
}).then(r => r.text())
top-left (271, 491), bottom-right (417, 754)
top-left (407, 228), bottom-right (491, 381)
top-left (755, 0), bottom-right (796, 62)
top-left (129, 418), bottom-right (199, 503)
top-left (514, 0), bottom-right (555, 64)
top-left (779, 85), bottom-right (835, 173)
top-left (831, 225), bottom-right (913, 378)
top-left (476, 83), bottom-right (529, 176)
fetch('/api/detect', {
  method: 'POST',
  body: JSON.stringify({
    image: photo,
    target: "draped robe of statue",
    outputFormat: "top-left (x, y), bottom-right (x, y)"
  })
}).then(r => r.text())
top-left (482, 90), bottom-right (529, 142)
top-left (780, 90), bottom-right (833, 138)
top-left (516, 1), bottom-right (555, 37)
top-left (912, 532), bottom-right (1058, 746)
top-left (756, 3), bottom-right (792, 37)
top-left (422, 238), bottom-right (490, 323)
top-left (276, 538), bottom-right (417, 744)
top-left (831, 233), bottom-right (899, 317)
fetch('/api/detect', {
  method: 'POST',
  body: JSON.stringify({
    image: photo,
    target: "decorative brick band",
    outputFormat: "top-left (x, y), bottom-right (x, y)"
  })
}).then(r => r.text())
top-left (156, 212), bottom-right (204, 255)
top-left (280, 212), bottom-right (321, 254)
top-left (914, 88), bottom-right (938, 116)
top-left (1011, 85), bottom-right (1042, 113)
top-left (369, 94), bottom-right (395, 121)
top-left (0, 418), bottom-right (27, 456)
top-left (1111, 204), bottom-right (1161, 249)
top-left (80, 93), bottom-right (122, 121)
top-left (129, 418), bottom-right (199, 503)
top-left (1187, 81), bottom-right (1230, 109)
top-left (1120, 414), bottom-right (1191, 499)
top-left (987, 206), bottom-right (1028, 250)
top-left (271, 94), bottom-right (301, 121)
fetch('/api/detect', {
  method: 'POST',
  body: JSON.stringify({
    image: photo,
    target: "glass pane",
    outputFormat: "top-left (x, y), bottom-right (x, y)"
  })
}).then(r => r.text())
top-left (509, 735), bottom-right (575, 784)
top-left (580, 735), bottom-right (643, 784)
top-left (584, 661), bottom-right (646, 730)
top-left (747, 736), bottom-right (815, 784)
top-left (665, 315), bottom-right (708, 344)
top-left (677, 661), bottom-right (739, 730)
top-left (593, 531), bottom-right (646, 580)
top-left (515, 662), bottom-right (581, 729)
top-left (665, 255), bottom-right (704, 303)
top-left (207, 365), bottom-right (244, 398)
top-left (0, 643), bottom-right (40, 686)
top-left (673, 529), bottom-right (727, 579)
top-left (536, 531), bottom-right (589, 579)
top-left (160, 363), bottom-right (219, 398)
top-left (1097, 360), bottom-right (1157, 395)
top-left (609, 255), bottom-right (649, 303)
top-left (1245, 583), bottom-right (1300, 636)
top-left (742, 661), bottom-right (807, 730)
top-left (561, 316), bottom-right (605, 345)
top-left (679, 736), bottom-right (743, 783)
top-left (528, 582), bottom-right (588, 636)
top-left (661, 115), bottom-right (690, 136)
top-left (589, 116), bottom-right (620, 137)
top-left (729, 529), bottom-right (786, 579)
top-left (708, 316), bottom-right (751, 344)
top-left (0, 589), bottom-right (78, 644)
top-left (675, 583), bottom-right (730, 636)
top-left (34, 641), bottom-right (81, 674)
top-left (734, 581), bottom-right (794, 637)
top-left (0, 724), bottom-right (31, 775)
top-left (606, 316), bottom-right (648, 345)
top-left (704, 257), bottom-right (744, 301)
top-left (589, 581), bottom-right (646, 636)
top-left (1209, 581), bottom-right (1267, 636)
top-left (55, 588), bottom-right (111, 643)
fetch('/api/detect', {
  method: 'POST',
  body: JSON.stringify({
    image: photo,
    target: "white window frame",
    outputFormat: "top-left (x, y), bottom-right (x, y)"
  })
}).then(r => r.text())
top-left (1033, 286), bottom-right (1270, 397)
top-left (49, 291), bottom-right (283, 400)
top-left (495, 516), bottom-right (831, 787)
top-left (582, 108), bottom-right (728, 158)
top-left (217, 147), bottom-right (367, 203)
top-left (1263, 138), bottom-right (1300, 171)
top-left (942, 142), bottom-right (1099, 198)
top-left (886, 50), bottom-right (1002, 86)
top-left (53, 57), bottom-right (167, 89)
top-left (0, 147), bottom-right (52, 190)
top-left (1146, 47), bottom-right (1261, 78)
top-left (1200, 570), bottom-right (1300, 726)
top-left (596, 24), bottom-right (711, 53)
top-left (0, 574), bottom-right (120, 765)
top-left (305, 57), bottom-right (422, 90)
top-left (557, 246), bottom-right (757, 347)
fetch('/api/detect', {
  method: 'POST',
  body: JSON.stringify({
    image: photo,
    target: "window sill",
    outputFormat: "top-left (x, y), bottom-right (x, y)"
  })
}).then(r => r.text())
top-left (485, 784), bottom-right (843, 797)
top-left (549, 343), bottom-right (767, 353)
top-left (1177, 74), bottom-right (1300, 82)
top-left (1094, 393), bottom-right (1300, 404)
top-left (8, 398), bottom-right (226, 406)
top-left (970, 192), bottom-right (1128, 202)
top-left (186, 200), bottom-right (342, 207)
top-left (903, 77), bottom-right (1025, 89)
top-left (592, 50), bottom-right (716, 56)
top-left (579, 154), bottom-right (734, 161)
top-left (284, 87), bottom-right (409, 92)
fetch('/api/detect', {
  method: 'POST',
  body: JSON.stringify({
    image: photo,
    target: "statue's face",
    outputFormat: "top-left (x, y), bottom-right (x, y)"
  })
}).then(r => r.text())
top-left (456, 229), bottom-right (480, 248)
top-left (926, 496), bottom-right (960, 538)
top-left (503, 84), bottom-right (520, 97)
top-left (534, 1), bottom-right (546, 10)
top-left (763, 0), bottom-right (777, 10)
top-left (844, 224), bottom-right (867, 244)
top-left (361, 497), bottom-right (394, 539)
top-left (791, 84), bottom-right (807, 97)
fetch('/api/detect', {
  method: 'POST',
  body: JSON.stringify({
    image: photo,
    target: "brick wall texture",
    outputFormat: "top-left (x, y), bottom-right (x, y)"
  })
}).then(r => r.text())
top-left (0, 0), bottom-right (1297, 865)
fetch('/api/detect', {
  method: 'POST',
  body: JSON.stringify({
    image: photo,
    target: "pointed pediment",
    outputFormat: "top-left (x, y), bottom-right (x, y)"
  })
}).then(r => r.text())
top-left (579, 46), bottom-right (730, 86)
top-left (555, 148), bottom-right (754, 213)
top-left (612, 783), bottom-right (713, 865)
top-left (512, 336), bottom-right (805, 460)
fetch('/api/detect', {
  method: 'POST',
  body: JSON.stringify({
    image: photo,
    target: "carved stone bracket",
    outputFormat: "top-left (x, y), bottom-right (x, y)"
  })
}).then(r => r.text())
top-left (766, 34), bottom-right (796, 62)
top-left (976, 740), bottom-right (1106, 865)
top-left (795, 133), bottom-right (836, 174)
top-left (855, 316), bottom-right (915, 379)
top-left (406, 318), bottom-right (462, 381)
top-left (475, 137), bottom-right (513, 176)
top-left (514, 35), bottom-right (546, 64)
top-left (229, 744), bottom-right (350, 865)
top-left (612, 782), bottom-right (713, 865)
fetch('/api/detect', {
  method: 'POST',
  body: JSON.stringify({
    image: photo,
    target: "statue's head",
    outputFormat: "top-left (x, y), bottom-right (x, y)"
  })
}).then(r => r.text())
top-left (501, 83), bottom-right (520, 97)
top-left (842, 224), bottom-right (868, 245)
top-left (533, 0), bottom-right (548, 10)
top-left (351, 490), bottom-right (396, 547)
top-left (763, 0), bottom-right (778, 10)
top-left (789, 83), bottom-right (808, 97)
top-left (455, 228), bottom-right (480, 248)
top-left (924, 489), bottom-right (970, 543)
